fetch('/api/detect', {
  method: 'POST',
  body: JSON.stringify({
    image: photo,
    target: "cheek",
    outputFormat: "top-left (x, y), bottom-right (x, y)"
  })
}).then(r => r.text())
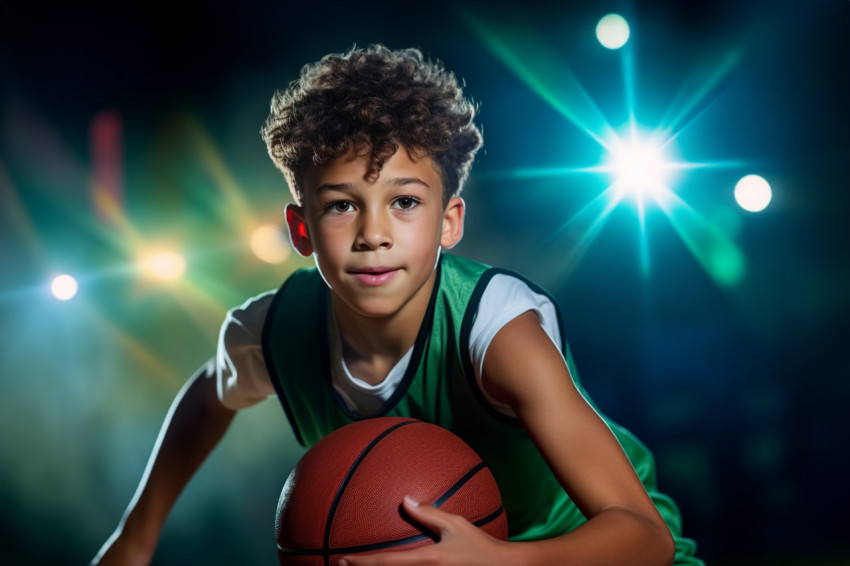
top-left (402, 227), bottom-right (443, 261)
top-left (312, 253), bottom-right (342, 290)
top-left (310, 223), bottom-right (347, 252)
top-left (399, 214), bottom-right (443, 241)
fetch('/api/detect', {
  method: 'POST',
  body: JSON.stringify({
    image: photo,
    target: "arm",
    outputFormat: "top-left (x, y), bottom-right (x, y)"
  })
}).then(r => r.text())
top-left (91, 359), bottom-right (236, 566)
top-left (481, 311), bottom-right (675, 565)
top-left (342, 312), bottom-right (674, 566)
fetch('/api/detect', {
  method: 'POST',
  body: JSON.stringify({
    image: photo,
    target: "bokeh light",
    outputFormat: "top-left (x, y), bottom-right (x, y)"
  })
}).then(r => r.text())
top-left (143, 251), bottom-right (187, 281)
top-left (250, 224), bottom-right (291, 264)
top-left (90, 110), bottom-right (124, 225)
top-left (734, 174), bottom-right (772, 212)
top-left (596, 14), bottom-right (630, 50)
top-left (50, 274), bottom-right (78, 300)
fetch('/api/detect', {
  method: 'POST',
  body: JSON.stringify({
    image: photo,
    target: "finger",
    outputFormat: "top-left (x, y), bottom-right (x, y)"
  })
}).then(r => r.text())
top-left (340, 553), bottom-right (399, 566)
top-left (340, 546), bottom-right (435, 566)
top-left (341, 499), bottom-right (465, 566)
top-left (401, 495), bottom-right (460, 537)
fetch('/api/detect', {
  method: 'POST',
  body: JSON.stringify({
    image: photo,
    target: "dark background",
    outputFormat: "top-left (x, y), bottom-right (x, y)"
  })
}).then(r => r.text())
top-left (1, 1), bottom-right (848, 564)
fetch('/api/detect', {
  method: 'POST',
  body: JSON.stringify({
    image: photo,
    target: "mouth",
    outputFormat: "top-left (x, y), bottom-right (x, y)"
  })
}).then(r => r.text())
top-left (349, 267), bottom-right (400, 287)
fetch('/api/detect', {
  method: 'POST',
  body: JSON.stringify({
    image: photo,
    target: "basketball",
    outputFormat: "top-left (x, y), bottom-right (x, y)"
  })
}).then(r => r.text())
top-left (275, 417), bottom-right (508, 565)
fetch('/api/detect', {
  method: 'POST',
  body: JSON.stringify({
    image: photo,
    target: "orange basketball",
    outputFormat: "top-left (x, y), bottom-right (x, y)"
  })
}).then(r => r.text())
top-left (275, 417), bottom-right (508, 565)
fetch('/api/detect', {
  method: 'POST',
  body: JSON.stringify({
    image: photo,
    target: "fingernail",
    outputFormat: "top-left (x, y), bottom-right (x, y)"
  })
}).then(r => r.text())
top-left (339, 560), bottom-right (348, 566)
top-left (404, 495), bottom-right (420, 507)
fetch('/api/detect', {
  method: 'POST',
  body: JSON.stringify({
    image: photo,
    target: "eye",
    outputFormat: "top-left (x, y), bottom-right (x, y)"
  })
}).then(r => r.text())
top-left (326, 200), bottom-right (354, 214)
top-left (393, 196), bottom-right (420, 210)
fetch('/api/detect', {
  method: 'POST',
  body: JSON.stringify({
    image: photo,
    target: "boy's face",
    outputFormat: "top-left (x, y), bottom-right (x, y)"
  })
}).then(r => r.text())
top-left (286, 147), bottom-right (464, 321)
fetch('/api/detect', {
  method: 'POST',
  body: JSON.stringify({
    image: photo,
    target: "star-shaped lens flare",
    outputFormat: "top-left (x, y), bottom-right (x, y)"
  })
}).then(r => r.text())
top-left (604, 130), bottom-right (681, 209)
top-left (461, 6), bottom-right (748, 287)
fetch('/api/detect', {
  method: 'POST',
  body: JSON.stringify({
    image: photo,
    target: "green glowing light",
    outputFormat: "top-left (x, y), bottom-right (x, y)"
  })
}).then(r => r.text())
top-left (708, 241), bottom-right (747, 287)
top-left (459, 6), bottom-right (616, 148)
top-left (657, 49), bottom-right (743, 142)
top-left (544, 187), bottom-right (623, 282)
top-left (657, 193), bottom-right (747, 287)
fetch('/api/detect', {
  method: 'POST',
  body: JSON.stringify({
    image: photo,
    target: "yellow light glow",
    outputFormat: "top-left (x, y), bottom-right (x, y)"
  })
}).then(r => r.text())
top-left (250, 224), bottom-right (291, 264)
top-left (596, 14), bottom-right (630, 50)
top-left (144, 251), bottom-right (186, 281)
top-left (51, 274), bottom-right (78, 300)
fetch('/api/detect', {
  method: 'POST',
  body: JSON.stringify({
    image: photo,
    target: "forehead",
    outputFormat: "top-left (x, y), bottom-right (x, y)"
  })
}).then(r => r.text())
top-left (301, 148), bottom-right (444, 196)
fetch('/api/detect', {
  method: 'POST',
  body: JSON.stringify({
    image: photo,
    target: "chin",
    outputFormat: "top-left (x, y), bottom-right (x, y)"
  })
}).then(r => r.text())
top-left (350, 300), bottom-right (403, 319)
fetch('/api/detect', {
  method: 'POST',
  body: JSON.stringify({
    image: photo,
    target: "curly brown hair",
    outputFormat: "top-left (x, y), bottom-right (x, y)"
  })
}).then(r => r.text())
top-left (261, 45), bottom-right (483, 206)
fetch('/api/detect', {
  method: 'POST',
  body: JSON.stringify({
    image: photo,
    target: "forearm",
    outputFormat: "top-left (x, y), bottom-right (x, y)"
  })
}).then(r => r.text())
top-left (506, 506), bottom-right (675, 566)
top-left (92, 360), bottom-right (236, 564)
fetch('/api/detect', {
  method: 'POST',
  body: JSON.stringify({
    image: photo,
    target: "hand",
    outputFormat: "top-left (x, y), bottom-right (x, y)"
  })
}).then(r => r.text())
top-left (339, 496), bottom-right (513, 566)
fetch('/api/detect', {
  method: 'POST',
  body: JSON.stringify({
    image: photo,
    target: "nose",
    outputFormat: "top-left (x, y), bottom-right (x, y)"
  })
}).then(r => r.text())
top-left (354, 207), bottom-right (393, 251)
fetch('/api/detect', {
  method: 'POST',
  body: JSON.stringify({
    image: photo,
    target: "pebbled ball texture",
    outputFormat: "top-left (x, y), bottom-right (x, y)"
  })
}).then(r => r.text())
top-left (275, 417), bottom-right (508, 565)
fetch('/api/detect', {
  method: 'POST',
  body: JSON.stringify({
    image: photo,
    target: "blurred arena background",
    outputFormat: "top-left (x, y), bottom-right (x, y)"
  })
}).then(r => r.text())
top-left (1, 1), bottom-right (848, 564)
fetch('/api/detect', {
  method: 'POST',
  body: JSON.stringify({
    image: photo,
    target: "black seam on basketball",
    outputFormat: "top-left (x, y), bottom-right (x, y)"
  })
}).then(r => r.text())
top-left (432, 461), bottom-right (485, 508)
top-left (278, 531), bottom-right (433, 557)
top-left (323, 419), bottom-right (418, 565)
top-left (277, 505), bottom-right (506, 557)
top-left (473, 505), bottom-right (505, 529)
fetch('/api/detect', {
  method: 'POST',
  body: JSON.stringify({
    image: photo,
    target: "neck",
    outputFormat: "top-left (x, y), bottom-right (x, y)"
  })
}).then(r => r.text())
top-left (331, 272), bottom-right (436, 385)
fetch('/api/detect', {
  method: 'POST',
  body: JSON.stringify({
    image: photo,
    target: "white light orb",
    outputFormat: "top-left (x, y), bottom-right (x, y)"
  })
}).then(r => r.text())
top-left (51, 274), bottom-right (78, 300)
top-left (734, 175), bottom-right (772, 212)
top-left (596, 14), bottom-right (630, 50)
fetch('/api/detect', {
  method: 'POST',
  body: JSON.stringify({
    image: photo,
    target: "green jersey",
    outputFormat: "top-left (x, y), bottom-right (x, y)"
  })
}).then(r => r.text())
top-left (262, 253), bottom-right (702, 564)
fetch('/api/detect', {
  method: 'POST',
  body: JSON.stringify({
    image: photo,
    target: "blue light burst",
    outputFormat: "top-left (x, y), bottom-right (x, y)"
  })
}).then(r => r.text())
top-left (461, 6), bottom-right (749, 287)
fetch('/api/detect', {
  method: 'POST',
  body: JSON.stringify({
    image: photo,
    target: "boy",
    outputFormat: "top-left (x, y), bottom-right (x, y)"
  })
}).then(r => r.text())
top-left (92, 45), bottom-right (702, 565)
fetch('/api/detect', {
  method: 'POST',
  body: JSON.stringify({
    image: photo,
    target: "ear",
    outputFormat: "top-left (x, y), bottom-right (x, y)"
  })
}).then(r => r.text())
top-left (440, 197), bottom-right (465, 249)
top-left (285, 203), bottom-right (314, 256)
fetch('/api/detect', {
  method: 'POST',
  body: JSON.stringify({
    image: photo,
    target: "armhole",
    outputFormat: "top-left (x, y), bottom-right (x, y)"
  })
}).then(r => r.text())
top-left (458, 268), bottom-right (569, 426)
top-left (261, 273), bottom-right (307, 447)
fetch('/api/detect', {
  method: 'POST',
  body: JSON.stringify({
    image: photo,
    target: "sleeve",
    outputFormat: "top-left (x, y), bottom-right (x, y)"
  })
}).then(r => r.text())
top-left (469, 274), bottom-right (562, 416)
top-left (215, 290), bottom-right (277, 410)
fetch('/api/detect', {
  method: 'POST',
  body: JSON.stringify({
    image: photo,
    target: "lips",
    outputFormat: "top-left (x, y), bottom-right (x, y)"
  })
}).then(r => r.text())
top-left (349, 267), bottom-right (400, 286)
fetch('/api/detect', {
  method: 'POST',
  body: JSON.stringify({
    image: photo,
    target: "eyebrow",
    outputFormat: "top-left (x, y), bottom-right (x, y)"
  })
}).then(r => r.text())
top-left (388, 176), bottom-right (430, 189)
top-left (315, 182), bottom-right (354, 194)
top-left (315, 177), bottom-right (430, 193)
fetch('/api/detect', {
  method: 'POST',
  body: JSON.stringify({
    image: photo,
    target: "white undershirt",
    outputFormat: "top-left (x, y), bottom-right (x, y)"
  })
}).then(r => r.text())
top-left (215, 274), bottom-right (561, 417)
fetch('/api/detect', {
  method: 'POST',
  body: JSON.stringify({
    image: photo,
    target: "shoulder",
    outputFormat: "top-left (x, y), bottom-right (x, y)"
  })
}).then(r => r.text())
top-left (441, 254), bottom-right (559, 312)
top-left (265, 266), bottom-right (326, 318)
top-left (471, 269), bottom-right (564, 349)
top-left (224, 289), bottom-right (276, 328)
top-left (438, 253), bottom-right (490, 291)
top-left (217, 290), bottom-right (281, 409)
top-left (219, 289), bottom-right (277, 351)
top-left (233, 267), bottom-right (322, 324)
top-left (467, 272), bottom-right (565, 387)
top-left (223, 264), bottom-right (325, 335)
